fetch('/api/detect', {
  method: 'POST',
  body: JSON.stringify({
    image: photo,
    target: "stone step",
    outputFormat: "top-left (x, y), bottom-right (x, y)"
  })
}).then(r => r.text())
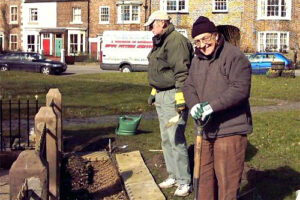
top-left (116, 151), bottom-right (165, 200)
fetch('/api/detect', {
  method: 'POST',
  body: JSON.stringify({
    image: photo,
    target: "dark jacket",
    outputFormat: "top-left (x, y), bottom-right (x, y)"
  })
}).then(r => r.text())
top-left (183, 35), bottom-right (253, 139)
top-left (147, 24), bottom-right (193, 91)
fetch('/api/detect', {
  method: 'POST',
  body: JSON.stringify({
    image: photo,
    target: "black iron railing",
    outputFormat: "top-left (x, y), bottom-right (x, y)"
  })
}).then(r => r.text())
top-left (0, 95), bottom-right (39, 151)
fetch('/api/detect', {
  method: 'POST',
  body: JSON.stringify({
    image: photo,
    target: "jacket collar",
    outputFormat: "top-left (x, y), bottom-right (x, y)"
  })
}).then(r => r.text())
top-left (152, 24), bottom-right (175, 47)
top-left (195, 34), bottom-right (225, 61)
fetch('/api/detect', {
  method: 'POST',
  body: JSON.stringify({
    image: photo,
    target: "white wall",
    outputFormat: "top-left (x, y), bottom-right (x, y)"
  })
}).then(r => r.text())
top-left (22, 2), bottom-right (57, 28)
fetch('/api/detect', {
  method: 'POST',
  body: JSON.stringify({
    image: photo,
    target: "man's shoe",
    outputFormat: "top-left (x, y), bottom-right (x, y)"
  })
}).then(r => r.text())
top-left (174, 184), bottom-right (191, 197)
top-left (158, 178), bottom-right (176, 189)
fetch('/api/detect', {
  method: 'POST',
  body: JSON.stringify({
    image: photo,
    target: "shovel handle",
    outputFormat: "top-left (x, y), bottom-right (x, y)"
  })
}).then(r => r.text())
top-left (193, 125), bottom-right (203, 200)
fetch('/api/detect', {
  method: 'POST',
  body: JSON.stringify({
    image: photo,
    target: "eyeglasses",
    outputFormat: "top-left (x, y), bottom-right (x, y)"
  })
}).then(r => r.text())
top-left (193, 34), bottom-right (214, 45)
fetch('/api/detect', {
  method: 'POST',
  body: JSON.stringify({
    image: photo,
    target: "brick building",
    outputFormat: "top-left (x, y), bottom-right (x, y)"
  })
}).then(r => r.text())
top-left (88, 0), bottom-right (151, 59)
top-left (0, 0), bottom-right (22, 52)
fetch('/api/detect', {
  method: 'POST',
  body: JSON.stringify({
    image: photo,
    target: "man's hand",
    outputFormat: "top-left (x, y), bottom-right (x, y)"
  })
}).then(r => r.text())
top-left (148, 88), bottom-right (157, 105)
top-left (190, 102), bottom-right (213, 121)
top-left (175, 91), bottom-right (186, 113)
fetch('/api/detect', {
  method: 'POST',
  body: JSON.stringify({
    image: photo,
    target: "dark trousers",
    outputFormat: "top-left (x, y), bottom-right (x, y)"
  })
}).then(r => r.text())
top-left (196, 135), bottom-right (248, 200)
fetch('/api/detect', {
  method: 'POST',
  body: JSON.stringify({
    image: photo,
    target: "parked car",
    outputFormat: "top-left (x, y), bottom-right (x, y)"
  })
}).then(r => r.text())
top-left (0, 52), bottom-right (67, 75)
top-left (247, 52), bottom-right (292, 74)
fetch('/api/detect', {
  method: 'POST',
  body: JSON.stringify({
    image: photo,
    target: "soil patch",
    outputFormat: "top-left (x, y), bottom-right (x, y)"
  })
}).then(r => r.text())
top-left (61, 154), bottom-right (128, 200)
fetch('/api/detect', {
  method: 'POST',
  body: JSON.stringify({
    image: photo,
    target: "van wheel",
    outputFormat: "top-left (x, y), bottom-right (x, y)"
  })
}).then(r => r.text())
top-left (121, 65), bottom-right (132, 73)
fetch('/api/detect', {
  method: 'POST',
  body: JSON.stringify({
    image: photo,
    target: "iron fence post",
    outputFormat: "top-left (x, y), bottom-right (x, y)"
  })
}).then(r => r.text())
top-left (0, 96), bottom-right (2, 151)
top-left (9, 97), bottom-right (12, 148)
top-left (27, 97), bottom-right (30, 147)
top-left (18, 96), bottom-right (21, 148)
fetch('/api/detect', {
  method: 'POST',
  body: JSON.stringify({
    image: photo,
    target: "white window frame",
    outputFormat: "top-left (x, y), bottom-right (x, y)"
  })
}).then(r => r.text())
top-left (257, 31), bottom-right (289, 52)
top-left (0, 33), bottom-right (4, 51)
top-left (68, 31), bottom-right (85, 55)
top-left (160, 0), bottom-right (189, 13)
top-left (71, 7), bottom-right (82, 24)
top-left (27, 35), bottom-right (35, 52)
top-left (212, 0), bottom-right (228, 13)
top-left (257, 0), bottom-right (291, 20)
top-left (29, 8), bottom-right (38, 22)
top-left (117, 4), bottom-right (140, 24)
top-left (99, 6), bottom-right (110, 24)
top-left (9, 34), bottom-right (18, 51)
top-left (10, 6), bottom-right (18, 24)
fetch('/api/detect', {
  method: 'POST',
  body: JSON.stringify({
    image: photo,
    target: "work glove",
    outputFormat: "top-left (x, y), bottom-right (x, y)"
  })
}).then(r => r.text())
top-left (175, 91), bottom-right (186, 113)
top-left (190, 102), bottom-right (213, 121)
top-left (148, 88), bottom-right (157, 105)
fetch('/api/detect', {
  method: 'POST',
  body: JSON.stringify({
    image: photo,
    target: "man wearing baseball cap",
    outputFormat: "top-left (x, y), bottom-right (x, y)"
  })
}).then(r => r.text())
top-left (144, 10), bottom-right (193, 197)
top-left (183, 16), bottom-right (253, 200)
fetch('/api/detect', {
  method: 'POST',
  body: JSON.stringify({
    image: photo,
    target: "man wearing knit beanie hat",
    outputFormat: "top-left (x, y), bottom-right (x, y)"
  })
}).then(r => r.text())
top-left (183, 16), bottom-right (252, 200)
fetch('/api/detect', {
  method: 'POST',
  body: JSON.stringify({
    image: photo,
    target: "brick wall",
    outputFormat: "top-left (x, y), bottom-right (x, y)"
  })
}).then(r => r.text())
top-left (57, 1), bottom-right (88, 28)
top-left (0, 0), bottom-right (22, 51)
top-left (89, 0), bottom-right (150, 38)
top-left (241, 0), bottom-right (300, 59)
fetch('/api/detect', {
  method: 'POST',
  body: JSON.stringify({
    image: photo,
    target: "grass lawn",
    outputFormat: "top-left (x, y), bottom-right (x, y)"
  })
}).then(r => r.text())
top-left (64, 110), bottom-right (300, 200)
top-left (1, 71), bottom-right (300, 199)
top-left (1, 72), bottom-right (300, 119)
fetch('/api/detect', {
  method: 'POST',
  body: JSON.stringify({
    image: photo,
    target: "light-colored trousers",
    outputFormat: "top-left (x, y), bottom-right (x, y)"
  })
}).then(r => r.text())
top-left (155, 89), bottom-right (191, 185)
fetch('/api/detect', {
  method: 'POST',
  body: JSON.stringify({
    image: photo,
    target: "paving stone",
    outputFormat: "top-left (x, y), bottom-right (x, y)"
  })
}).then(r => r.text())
top-left (116, 151), bottom-right (165, 200)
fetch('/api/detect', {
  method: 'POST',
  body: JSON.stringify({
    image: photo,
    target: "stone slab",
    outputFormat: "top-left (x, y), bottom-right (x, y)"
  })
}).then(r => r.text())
top-left (116, 151), bottom-right (165, 200)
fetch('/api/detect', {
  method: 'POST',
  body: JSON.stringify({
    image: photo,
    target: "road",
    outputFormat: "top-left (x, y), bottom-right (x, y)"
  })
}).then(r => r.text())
top-left (62, 63), bottom-right (118, 75)
top-left (63, 63), bottom-right (300, 76)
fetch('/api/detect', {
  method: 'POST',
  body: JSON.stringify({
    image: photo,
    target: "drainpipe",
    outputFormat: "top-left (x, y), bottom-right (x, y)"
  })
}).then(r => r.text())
top-left (144, 0), bottom-right (148, 30)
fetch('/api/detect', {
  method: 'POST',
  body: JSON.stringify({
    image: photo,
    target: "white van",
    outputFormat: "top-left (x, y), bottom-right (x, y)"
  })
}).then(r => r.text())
top-left (100, 30), bottom-right (153, 72)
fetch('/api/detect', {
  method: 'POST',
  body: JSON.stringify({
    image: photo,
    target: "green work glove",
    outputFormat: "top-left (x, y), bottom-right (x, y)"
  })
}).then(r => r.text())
top-left (190, 102), bottom-right (213, 121)
top-left (175, 91), bottom-right (186, 113)
top-left (148, 88), bottom-right (157, 105)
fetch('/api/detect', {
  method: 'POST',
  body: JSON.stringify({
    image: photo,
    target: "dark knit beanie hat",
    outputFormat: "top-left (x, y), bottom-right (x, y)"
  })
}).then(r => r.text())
top-left (192, 16), bottom-right (217, 38)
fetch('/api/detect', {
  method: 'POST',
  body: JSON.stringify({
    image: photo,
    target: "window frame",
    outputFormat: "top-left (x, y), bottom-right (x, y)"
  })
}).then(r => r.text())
top-left (9, 34), bottom-right (18, 51)
top-left (99, 6), bottom-right (110, 24)
top-left (212, 0), bottom-right (228, 13)
top-left (257, 31), bottom-right (289, 52)
top-left (160, 0), bottom-right (189, 13)
top-left (29, 8), bottom-right (38, 22)
top-left (68, 31), bottom-right (85, 55)
top-left (72, 7), bottom-right (82, 24)
top-left (257, 0), bottom-right (291, 20)
top-left (0, 33), bottom-right (4, 51)
top-left (10, 5), bottom-right (18, 24)
top-left (117, 4), bottom-right (141, 24)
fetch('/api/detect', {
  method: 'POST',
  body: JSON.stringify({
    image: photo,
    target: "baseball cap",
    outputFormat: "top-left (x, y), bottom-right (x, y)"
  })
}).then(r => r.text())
top-left (144, 10), bottom-right (171, 27)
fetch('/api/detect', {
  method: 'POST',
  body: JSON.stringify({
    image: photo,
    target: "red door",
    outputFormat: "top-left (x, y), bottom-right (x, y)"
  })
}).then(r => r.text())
top-left (43, 39), bottom-right (50, 55)
top-left (91, 42), bottom-right (97, 60)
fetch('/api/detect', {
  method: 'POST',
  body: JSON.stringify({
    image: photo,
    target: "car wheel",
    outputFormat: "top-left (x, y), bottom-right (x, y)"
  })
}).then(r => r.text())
top-left (41, 66), bottom-right (51, 75)
top-left (121, 65), bottom-right (132, 73)
top-left (0, 66), bottom-right (8, 71)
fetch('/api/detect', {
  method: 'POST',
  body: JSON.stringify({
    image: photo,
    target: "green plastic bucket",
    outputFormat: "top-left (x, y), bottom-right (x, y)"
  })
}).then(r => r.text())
top-left (115, 115), bottom-right (142, 136)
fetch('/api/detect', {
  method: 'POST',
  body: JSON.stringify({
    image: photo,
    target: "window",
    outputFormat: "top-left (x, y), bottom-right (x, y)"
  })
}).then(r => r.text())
top-left (80, 34), bottom-right (84, 52)
top-left (9, 34), bottom-right (18, 51)
top-left (118, 4), bottom-right (140, 23)
top-left (99, 6), bottom-right (110, 24)
top-left (27, 35), bottom-right (35, 52)
top-left (70, 34), bottom-right (78, 54)
top-left (212, 0), bottom-right (228, 12)
top-left (257, 0), bottom-right (291, 20)
top-left (257, 31), bottom-right (289, 52)
top-left (72, 7), bottom-right (82, 23)
top-left (160, 0), bottom-right (188, 13)
top-left (29, 8), bottom-right (38, 22)
top-left (10, 6), bottom-right (18, 24)
top-left (0, 33), bottom-right (4, 51)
